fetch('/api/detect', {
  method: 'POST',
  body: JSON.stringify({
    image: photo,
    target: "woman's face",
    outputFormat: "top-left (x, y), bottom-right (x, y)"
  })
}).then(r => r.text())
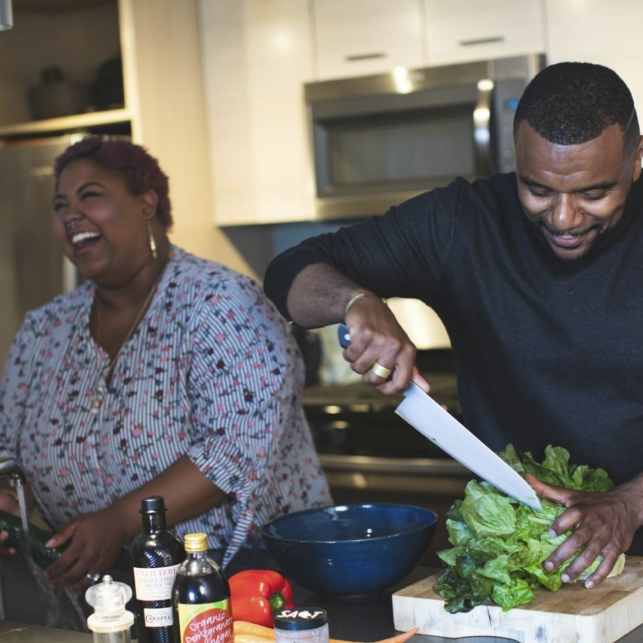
top-left (53, 158), bottom-right (157, 285)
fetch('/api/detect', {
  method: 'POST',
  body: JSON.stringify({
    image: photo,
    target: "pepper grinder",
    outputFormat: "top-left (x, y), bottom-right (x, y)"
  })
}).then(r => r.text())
top-left (86, 575), bottom-right (134, 643)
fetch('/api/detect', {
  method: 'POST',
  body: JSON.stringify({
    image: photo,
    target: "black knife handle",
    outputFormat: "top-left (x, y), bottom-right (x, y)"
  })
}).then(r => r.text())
top-left (337, 323), bottom-right (395, 381)
top-left (337, 323), bottom-right (351, 348)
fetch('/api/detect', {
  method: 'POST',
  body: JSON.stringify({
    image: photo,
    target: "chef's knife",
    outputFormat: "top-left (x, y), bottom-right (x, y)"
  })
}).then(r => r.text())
top-left (337, 323), bottom-right (542, 510)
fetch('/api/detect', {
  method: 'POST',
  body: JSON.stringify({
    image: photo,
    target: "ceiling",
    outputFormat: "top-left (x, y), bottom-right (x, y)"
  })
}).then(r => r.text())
top-left (13, 0), bottom-right (113, 13)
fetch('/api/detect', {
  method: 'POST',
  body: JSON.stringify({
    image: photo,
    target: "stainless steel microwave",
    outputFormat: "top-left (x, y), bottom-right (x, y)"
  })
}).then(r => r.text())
top-left (305, 54), bottom-right (545, 220)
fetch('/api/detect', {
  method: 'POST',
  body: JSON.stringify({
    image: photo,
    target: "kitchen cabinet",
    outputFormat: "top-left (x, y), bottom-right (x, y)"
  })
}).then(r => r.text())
top-left (0, 0), bottom-right (251, 275)
top-left (312, 0), bottom-right (424, 80)
top-left (199, 0), bottom-right (315, 225)
top-left (423, 0), bottom-right (545, 67)
top-left (545, 0), bottom-right (643, 119)
top-left (0, 0), bottom-right (124, 131)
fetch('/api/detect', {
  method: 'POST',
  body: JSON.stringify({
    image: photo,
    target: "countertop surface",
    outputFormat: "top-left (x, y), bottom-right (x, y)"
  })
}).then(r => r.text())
top-left (0, 623), bottom-right (90, 642)
top-left (301, 374), bottom-right (460, 410)
top-left (4, 566), bottom-right (643, 643)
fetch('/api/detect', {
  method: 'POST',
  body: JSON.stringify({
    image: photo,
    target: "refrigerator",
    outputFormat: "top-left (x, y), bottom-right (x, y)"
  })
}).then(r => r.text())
top-left (0, 135), bottom-right (78, 368)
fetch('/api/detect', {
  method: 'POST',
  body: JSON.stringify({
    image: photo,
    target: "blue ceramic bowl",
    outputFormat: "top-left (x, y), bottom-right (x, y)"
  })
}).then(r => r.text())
top-left (260, 503), bottom-right (438, 596)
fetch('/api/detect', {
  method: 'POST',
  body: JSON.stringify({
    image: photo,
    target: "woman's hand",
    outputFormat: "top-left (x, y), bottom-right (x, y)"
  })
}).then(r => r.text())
top-left (0, 491), bottom-right (20, 558)
top-left (44, 506), bottom-right (128, 591)
top-left (527, 473), bottom-right (643, 588)
top-left (343, 292), bottom-right (429, 396)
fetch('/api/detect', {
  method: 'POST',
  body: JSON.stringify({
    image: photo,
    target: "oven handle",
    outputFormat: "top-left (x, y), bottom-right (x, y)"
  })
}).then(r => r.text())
top-left (472, 78), bottom-right (495, 177)
top-left (318, 453), bottom-right (469, 477)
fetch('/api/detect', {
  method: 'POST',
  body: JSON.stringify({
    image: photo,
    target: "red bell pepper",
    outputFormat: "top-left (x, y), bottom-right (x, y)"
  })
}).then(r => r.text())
top-left (229, 569), bottom-right (295, 627)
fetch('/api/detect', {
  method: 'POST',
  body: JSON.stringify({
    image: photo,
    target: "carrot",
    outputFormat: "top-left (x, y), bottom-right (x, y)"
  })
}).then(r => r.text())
top-left (234, 621), bottom-right (275, 638)
top-left (234, 634), bottom-right (274, 643)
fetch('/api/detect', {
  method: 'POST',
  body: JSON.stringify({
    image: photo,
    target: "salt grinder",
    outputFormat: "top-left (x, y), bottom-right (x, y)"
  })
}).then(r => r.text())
top-left (274, 608), bottom-right (329, 643)
top-left (85, 575), bottom-right (134, 643)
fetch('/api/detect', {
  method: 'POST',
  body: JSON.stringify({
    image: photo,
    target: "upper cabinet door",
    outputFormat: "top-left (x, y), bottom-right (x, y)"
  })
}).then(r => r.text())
top-left (546, 0), bottom-right (643, 118)
top-left (424, 0), bottom-right (545, 67)
top-left (200, 0), bottom-right (315, 225)
top-left (313, 0), bottom-right (424, 80)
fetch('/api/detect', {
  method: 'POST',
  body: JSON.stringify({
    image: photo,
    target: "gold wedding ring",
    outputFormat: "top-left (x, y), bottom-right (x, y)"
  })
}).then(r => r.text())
top-left (370, 362), bottom-right (393, 379)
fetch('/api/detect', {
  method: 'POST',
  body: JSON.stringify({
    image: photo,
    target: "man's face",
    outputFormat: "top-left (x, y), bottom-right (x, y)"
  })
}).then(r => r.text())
top-left (515, 122), bottom-right (643, 260)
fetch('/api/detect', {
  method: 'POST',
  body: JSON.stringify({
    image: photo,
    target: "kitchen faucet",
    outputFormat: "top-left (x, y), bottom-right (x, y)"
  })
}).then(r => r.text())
top-left (0, 458), bottom-right (17, 474)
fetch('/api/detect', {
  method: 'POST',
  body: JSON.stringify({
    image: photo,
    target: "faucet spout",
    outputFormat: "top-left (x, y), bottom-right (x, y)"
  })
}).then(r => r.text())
top-left (0, 458), bottom-right (17, 475)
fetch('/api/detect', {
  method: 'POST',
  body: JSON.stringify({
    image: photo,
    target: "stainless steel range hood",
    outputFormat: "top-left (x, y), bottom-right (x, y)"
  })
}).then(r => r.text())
top-left (0, 0), bottom-right (13, 30)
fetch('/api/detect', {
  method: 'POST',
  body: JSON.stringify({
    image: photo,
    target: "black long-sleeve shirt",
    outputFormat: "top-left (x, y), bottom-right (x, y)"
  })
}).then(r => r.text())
top-left (265, 172), bottom-right (643, 552)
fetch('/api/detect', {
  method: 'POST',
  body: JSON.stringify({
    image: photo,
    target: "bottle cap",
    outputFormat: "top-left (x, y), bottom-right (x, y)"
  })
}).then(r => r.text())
top-left (184, 533), bottom-right (208, 553)
top-left (140, 495), bottom-right (166, 514)
top-left (274, 608), bottom-right (328, 631)
top-left (85, 575), bottom-right (134, 634)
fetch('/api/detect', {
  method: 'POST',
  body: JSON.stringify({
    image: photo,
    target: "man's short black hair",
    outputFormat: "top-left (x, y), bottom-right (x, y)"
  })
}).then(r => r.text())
top-left (514, 62), bottom-right (640, 156)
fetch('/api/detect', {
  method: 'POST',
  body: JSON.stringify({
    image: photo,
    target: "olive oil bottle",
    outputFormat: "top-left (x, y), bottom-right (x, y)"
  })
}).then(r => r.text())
top-left (172, 533), bottom-right (233, 643)
top-left (130, 496), bottom-right (186, 643)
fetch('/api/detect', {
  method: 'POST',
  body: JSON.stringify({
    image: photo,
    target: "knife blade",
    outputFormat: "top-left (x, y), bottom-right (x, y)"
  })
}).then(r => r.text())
top-left (337, 323), bottom-right (542, 510)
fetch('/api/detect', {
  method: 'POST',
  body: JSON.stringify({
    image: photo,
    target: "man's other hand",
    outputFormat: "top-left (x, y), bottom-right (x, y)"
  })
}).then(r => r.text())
top-left (527, 473), bottom-right (642, 588)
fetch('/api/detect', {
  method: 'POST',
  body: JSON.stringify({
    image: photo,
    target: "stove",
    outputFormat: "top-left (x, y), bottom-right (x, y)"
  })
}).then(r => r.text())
top-left (303, 373), bottom-right (462, 458)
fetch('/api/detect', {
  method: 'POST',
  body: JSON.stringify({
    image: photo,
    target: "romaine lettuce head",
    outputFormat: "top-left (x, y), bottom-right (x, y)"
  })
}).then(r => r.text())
top-left (435, 444), bottom-right (613, 613)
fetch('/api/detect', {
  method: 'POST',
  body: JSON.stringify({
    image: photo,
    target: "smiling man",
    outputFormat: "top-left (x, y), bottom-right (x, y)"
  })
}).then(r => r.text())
top-left (514, 64), bottom-right (642, 261)
top-left (264, 62), bottom-right (643, 589)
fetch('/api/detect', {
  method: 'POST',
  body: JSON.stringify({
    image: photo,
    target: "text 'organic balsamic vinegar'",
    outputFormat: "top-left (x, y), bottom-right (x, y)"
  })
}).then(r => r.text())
top-left (172, 533), bottom-right (234, 643)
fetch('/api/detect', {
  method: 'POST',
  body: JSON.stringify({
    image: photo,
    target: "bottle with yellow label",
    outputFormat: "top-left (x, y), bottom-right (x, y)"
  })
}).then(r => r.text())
top-left (172, 533), bottom-right (233, 643)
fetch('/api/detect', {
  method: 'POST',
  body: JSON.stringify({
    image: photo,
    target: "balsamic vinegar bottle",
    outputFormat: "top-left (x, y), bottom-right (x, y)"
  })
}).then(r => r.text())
top-left (129, 496), bottom-right (186, 643)
top-left (172, 533), bottom-right (233, 643)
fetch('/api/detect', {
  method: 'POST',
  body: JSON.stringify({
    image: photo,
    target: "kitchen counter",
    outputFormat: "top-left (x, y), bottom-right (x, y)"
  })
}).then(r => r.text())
top-left (302, 374), bottom-right (460, 412)
top-left (0, 622), bottom-right (90, 642)
top-left (4, 567), bottom-right (643, 643)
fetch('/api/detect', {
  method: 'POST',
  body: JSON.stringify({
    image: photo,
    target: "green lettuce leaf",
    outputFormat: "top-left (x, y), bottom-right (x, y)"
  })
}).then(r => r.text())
top-left (434, 444), bottom-right (614, 613)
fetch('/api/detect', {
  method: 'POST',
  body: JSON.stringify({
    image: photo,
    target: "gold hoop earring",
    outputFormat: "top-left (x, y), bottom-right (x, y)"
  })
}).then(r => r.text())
top-left (147, 220), bottom-right (158, 260)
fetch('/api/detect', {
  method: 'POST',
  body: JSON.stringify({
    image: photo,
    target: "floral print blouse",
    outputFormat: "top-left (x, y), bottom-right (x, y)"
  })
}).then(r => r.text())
top-left (0, 247), bottom-right (331, 567)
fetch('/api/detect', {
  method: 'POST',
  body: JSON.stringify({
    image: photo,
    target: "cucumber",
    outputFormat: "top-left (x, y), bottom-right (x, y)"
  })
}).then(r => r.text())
top-left (0, 509), bottom-right (67, 568)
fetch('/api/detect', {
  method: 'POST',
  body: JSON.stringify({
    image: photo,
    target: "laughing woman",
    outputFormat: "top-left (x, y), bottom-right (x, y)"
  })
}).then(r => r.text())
top-left (0, 136), bottom-right (331, 627)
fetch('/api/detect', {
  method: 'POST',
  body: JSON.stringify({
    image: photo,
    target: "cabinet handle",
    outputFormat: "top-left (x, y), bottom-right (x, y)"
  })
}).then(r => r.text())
top-left (344, 52), bottom-right (387, 62)
top-left (459, 36), bottom-right (505, 47)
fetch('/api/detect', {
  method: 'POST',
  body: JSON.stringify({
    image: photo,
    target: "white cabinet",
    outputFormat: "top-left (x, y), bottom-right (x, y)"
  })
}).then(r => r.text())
top-left (121, 0), bottom-right (245, 272)
top-left (313, 0), bottom-right (424, 80)
top-left (199, 0), bottom-right (315, 225)
top-left (424, 0), bottom-right (545, 67)
top-left (545, 0), bottom-right (643, 118)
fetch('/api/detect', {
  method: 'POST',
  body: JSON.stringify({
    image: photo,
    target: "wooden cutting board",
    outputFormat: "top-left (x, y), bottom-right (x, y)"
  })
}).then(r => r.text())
top-left (393, 556), bottom-right (643, 643)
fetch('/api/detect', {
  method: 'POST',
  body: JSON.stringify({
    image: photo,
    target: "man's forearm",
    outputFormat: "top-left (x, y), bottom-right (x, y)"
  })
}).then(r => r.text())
top-left (286, 264), bottom-right (372, 328)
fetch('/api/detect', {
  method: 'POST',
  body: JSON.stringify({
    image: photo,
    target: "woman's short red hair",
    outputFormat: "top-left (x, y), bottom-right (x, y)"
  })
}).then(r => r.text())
top-left (54, 136), bottom-right (173, 228)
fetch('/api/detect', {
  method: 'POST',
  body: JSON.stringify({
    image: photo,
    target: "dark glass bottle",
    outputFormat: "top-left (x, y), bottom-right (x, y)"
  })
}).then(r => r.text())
top-left (172, 533), bottom-right (233, 643)
top-left (129, 496), bottom-right (186, 643)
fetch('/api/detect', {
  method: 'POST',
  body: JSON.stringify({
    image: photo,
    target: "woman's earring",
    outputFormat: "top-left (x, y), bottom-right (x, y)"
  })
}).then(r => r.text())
top-left (147, 220), bottom-right (158, 260)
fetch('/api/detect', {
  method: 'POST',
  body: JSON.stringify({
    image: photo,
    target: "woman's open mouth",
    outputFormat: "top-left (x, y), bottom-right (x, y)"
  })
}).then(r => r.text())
top-left (71, 231), bottom-right (102, 255)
